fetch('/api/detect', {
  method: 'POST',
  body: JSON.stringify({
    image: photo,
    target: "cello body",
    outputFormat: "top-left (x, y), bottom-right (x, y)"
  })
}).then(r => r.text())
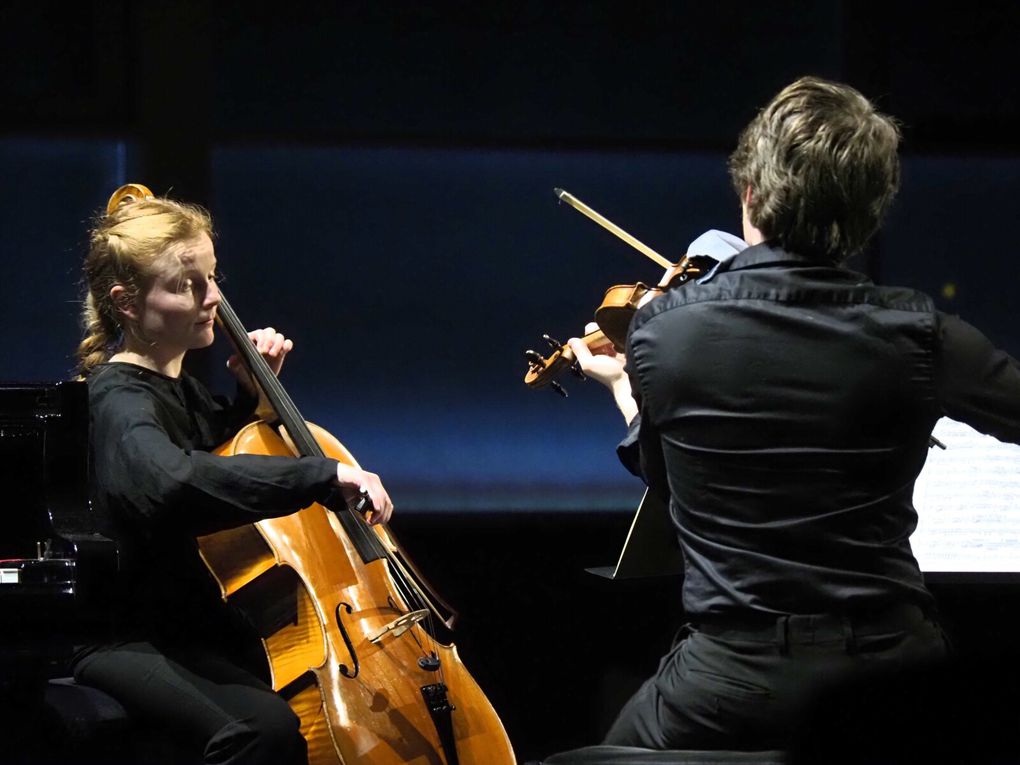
top-left (198, 420), bottom-right (516, 764)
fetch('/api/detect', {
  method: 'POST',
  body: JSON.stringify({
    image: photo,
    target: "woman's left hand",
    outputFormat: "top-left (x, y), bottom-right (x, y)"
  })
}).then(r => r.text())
top-left (227, 327), bottom-right (294, 395)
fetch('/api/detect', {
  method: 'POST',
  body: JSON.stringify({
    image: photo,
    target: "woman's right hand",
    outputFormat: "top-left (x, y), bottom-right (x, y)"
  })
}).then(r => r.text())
top-left (336, 463), bottom-right (393, 525)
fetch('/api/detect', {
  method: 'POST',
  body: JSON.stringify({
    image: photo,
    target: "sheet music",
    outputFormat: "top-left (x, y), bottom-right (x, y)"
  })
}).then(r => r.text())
top-left (911, 418), bottom-right (1020, 573)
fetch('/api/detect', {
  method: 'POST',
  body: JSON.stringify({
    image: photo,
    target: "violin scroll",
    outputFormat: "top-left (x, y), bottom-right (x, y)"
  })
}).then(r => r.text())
top-left (523, 328), bottom-right (612, 397)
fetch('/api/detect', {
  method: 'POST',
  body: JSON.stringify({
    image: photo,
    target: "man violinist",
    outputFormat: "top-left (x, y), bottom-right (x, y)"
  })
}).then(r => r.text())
top-left (566, 76), bottom-right (1020, 752)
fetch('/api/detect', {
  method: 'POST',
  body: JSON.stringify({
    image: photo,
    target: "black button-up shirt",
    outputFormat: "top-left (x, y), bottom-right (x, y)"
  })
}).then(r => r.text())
top-left (86, 362), bottom-right (339, 640)
top-left (619, 243), bottom-right (1020, 619)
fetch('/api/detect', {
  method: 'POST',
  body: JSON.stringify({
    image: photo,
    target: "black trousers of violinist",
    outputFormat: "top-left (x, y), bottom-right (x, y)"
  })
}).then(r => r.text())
top-left (72, 640), bottom-right (307, 765)
top-left (600, 602), bottom-right (949, 753)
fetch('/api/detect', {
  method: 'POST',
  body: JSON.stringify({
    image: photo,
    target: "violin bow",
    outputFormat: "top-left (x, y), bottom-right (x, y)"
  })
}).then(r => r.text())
top-left (554, 188), bottom-right (673, 269)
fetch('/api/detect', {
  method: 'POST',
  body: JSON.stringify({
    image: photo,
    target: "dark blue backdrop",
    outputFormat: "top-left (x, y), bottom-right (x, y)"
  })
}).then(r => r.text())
top-left (2, 138), bottom-right (1017, 510)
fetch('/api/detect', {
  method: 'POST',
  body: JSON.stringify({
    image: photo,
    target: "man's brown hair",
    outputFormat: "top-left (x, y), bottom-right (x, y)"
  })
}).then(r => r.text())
top-left (728, 76), bottom-right (901, 263)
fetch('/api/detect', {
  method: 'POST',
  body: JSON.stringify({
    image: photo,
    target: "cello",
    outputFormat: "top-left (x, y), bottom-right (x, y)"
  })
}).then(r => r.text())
top-left (106, 184), bottom-right (516, 764)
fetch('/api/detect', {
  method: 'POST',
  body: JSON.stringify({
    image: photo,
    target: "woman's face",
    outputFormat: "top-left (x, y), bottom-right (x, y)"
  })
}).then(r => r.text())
top-left (135, 233), bottom-right (221, 357)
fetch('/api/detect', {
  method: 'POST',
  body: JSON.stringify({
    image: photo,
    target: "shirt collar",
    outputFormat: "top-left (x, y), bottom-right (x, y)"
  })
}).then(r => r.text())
top-left (724, 242), bottom-right (819, 271)
top-left (695, 242), bottom-right (823, 285)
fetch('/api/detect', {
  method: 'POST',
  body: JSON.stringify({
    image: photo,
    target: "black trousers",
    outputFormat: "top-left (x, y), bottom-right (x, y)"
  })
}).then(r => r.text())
top-left (72, 641), bottom-right (307, 765)
top-left (602, 603), bottom-right (949, 753)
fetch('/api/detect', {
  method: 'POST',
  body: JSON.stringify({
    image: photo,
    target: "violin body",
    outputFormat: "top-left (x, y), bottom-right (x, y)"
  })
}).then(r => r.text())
top-left (199, 419), bottom-right (516, 764)
top-left (594, 282), bottom-right (660, 353)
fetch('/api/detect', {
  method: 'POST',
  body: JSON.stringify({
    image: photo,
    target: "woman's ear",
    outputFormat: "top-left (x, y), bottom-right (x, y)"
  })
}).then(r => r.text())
top-left (110, 285), bottom-right (138, 321)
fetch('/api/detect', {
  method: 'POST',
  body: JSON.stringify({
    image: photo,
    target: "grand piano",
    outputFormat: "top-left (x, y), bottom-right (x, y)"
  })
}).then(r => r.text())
top-left (0, 381), bottom-right (117, 695)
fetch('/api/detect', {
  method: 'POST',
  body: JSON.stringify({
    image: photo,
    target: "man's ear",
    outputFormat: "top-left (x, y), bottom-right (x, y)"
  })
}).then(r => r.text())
top-left (744, 185), bottom-right (753, 206)
top-left (110, 285), bottom-right (138, 321)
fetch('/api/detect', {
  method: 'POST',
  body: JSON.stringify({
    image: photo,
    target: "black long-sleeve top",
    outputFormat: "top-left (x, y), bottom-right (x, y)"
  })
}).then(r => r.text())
top-left (86, 362), bottom-right (339, 642)
top-left (618, 244), bottom-right (1020, 620)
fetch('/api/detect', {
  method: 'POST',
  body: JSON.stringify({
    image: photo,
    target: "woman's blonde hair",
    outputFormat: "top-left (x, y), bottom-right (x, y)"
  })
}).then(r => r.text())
top-left (728, 76), bottom-right (901, 264)
top-left (77, 194), bottom-right (214, 375)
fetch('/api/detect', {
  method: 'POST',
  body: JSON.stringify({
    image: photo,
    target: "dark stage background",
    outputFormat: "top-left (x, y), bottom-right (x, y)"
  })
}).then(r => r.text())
top-left (3, 2), bottom-right (1020, 760)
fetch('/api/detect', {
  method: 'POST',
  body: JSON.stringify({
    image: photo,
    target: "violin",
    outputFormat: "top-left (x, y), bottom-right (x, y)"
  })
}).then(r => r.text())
top-left (592, 254), bottom-right (718, 353)
top-left (523, 189), bottom-right (718, 395)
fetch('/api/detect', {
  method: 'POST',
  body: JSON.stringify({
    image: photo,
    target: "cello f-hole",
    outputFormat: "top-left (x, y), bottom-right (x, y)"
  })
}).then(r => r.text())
top-left (334, 602), bottom-right (359, 679)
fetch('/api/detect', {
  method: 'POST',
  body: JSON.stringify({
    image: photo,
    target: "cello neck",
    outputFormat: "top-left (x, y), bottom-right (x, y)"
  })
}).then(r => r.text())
top-left (215, 293), bottom-right (322, 458)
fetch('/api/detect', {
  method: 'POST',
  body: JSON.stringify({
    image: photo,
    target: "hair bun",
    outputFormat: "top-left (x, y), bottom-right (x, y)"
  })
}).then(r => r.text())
top-left (106, 183), bottom-right (155, 216)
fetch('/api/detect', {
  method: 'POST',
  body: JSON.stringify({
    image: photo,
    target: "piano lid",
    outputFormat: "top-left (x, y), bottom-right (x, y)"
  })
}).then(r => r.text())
top-left (0, 381), bottom-right (90, 559)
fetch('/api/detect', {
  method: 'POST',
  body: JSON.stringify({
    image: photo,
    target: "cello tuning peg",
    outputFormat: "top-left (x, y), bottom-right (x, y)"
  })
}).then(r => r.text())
top-left (542, 334), bottom-right (563, 351)
top-left (569, 361), bottom-right (587, 381)
top-left (550, 381), bottom-right (568, 398)
top-left (524, 349), bottom-right (546, 368)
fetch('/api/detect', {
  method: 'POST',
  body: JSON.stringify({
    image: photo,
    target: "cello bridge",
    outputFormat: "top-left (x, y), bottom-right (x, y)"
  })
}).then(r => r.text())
top-left (367, 608), bottom-right (429, 644)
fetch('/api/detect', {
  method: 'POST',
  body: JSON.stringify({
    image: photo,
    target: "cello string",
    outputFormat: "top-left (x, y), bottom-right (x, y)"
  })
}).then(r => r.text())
top-left (351, 512), bottom-right (435, 621)
top-left (223, 298), bottom-right (445, 664)
top-left (386, 551), bottom-right (444, 671)
top-left (344, 515), bottom-right (439, 664)
top-left (221, 299), bottom-right (409, 595)
top-left (353, 517), bottom-right (442, 662)
top-left (265, 414), bottom-right (441, 668)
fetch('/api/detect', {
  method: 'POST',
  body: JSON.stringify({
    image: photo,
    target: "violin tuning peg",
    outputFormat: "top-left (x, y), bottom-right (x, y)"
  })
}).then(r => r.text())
top-left (524, 349), bottom-right (546, 368)
top-left (570, 361), bottom-right (587, 381)
top-left (550, 381), bottom-right (568, 398)
top-left (542, 334), bottom-right (563, 351)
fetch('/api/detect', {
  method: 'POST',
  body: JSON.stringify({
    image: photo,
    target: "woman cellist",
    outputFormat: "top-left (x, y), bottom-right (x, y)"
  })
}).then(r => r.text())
top-left (72, 190), bottom-right (392, 765)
